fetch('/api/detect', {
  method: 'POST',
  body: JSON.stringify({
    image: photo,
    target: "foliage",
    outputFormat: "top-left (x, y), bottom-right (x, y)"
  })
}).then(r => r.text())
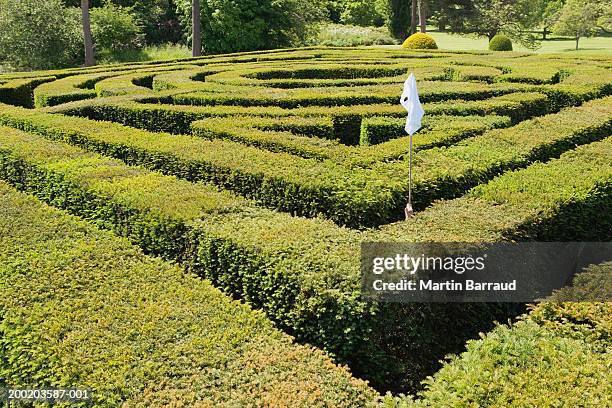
top-left (553, 0), bottom-right (604, 49)
top-left (307, 23), bottom-right (396, 46)
top-left (0, 0), bottom-right (82, 70)
top-left (489, 34), bottom-right (513, 50)
top-left (0, 48), bottom-right (610, 395)
top-left (62, 0), bottom-right (183, 45)
top-left (340, 0), bottom-right (387, 27)
top-left (451, 0), bottom-right (544, 49)
top-left (174, 0), bottom-right (325, 54)
top-left (402, 33), bottom-right (439, 49)
top-left (387, 0), bottom-right (412, 39)
top-left (0, 181), bottom-right (378, 407)
top-left (91, 2), bottom-right (144, 57)
top-left (384, 263), bottom-right (612, 407)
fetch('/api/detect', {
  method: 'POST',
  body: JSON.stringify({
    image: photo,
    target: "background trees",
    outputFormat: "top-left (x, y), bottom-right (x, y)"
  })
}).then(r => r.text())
top-left (174, 0), bottom-right (325, 54)
top-left (0, 0), bottom-right (82, 70)
top-left (553, 0), bottom-right (610, 49)
top-left (0, 0), bottom-right (610, 70)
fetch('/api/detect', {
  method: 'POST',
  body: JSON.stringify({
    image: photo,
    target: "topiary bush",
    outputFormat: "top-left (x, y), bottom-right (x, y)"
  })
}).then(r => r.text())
top-left (489, 34), bottom-right (513, 51)
top-left (401, 33), bottom-right (438, 49)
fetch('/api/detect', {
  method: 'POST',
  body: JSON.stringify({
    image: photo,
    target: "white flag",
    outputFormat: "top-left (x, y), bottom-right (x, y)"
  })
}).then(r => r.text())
top-left (400, 73), bottom-right (424, 136)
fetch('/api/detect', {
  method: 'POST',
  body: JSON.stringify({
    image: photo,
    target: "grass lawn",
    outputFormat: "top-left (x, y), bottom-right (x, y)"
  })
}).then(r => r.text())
top-left (427, 31), bottom-right (612, 55)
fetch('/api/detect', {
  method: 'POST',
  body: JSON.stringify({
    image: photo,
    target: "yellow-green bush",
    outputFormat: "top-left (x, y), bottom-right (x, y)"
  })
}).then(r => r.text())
top-left (0, 180), bottom-right (379, 406)
top-left (401, 33), bottom-right (438, 50)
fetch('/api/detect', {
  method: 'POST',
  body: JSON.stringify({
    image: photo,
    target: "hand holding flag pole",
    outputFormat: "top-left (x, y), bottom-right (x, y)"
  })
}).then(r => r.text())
top-left (400, 73), bottom-right (424, 220)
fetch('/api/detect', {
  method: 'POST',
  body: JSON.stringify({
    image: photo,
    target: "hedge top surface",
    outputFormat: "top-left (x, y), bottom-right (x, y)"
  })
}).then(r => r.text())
top-left (0, 180), bottom-right (378, 407)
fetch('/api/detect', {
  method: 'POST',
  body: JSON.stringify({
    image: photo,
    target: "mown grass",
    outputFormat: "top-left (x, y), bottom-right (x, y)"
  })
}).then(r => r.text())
top-left (399, 31), bottom-right (612, 55)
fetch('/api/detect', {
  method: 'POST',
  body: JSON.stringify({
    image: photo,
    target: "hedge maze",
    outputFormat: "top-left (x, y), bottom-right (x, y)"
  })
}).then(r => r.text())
top-left (0, 47), bottom-right (610, 404)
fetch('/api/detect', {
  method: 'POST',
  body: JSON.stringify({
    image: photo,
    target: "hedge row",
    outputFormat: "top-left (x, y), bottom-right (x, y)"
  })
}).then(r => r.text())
top-left (191, 114), bottom-right (510, 162)
top-left (0, 125), bottom-right (609, 392)
top-left (4, 98), bottom-right (612, 228)
top-left (92, 66), bottom-right (193, 97)
top-left (0, 77), bottom-right (56, 108)
top-left (171, 81), bottom-right (528, 108)
top-left (358, 114), bottom-right (510, 147)
top-left (375, 134), bottom-right (612, 242)
top-left (0, 125), bottom-right (509, 393)
top-left (50, 91), bottom-right (548, 135)
top-left (384, 263), bottom-right (612, 407)
top-left (32, 64), bottom-right (195, 108)
top-left (373, 96), bottom-right (612, 217)
top-left (0, 181), bottom-right (378, 407)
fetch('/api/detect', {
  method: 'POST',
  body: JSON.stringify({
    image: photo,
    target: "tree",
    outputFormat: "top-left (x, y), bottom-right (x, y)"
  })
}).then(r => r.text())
top-left (0, 0), bottom-right (82, 70)
top-left (90, 3), bottom-right (143, 59)
top-left (418, 0), bottom-right (428, 32)
top-left (553, 0), bottom-right (602, 49)
top-left (81, 0), bottom-right (96, 66)
top-left (410, 0), bottom-right (418, 34)
top-left (175, 0), bottom-right (325, 54)
top-left (192, 0), bottom-right (202, 56)
top-left (340, 0), bottom-right (387, 26)
top-left (455, 0), bottom-right (544, 48)
top-left (540, 0), bottom-right (565, 39)
top-left (388, 0), bottom-right (412, 39)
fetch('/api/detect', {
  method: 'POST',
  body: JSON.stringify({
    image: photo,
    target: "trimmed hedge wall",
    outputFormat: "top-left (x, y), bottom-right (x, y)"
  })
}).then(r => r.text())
top-left (0, 125), bottom-right (610, 392)
top-left (384, 263), bottom-right (612, 407)
top-left (0, 181), bottom-right (378, 407)
top-left (0, 125), bottom-right (514, 392)
top-left (0, 77), bottom-right (56, 108)
top-left (2, 99), bottom-right (612, 229)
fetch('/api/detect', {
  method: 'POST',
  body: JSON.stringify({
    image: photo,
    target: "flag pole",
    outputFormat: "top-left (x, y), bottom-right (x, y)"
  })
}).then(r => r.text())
top-left (401, 73), bottom-right (422, 220)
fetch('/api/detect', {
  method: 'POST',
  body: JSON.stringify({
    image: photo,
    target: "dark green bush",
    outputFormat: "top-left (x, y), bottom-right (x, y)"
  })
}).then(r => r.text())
top-left (0, 0), bottom-right (82, 70)
top-left (489, 34), bottom-right (513, 51)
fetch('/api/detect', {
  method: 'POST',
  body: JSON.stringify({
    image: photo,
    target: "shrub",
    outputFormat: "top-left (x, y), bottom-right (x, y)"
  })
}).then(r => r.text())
top-left (0, 181), bottom-right (379, 406)
top-left (340, 0), bottom-right (387, 27)
top-left (307, 24), bottom-right (396, 47)
top-left (384, 263), bottom-right (612, 407)
top-left (413, 321), bottom-right (610, 407)
top-left (0, 0), bottom-right (82, 70)
top-left (174, 0), bottom-right (325, 54)
top-left (401, 33), bottom-right (438, 50)
top-left (91, 3), bottom-right (144, 60)
top-left (489, 34), bottom-right (513, 51)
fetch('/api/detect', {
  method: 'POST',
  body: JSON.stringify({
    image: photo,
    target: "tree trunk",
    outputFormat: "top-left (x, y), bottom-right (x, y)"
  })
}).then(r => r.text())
top-left (418, 0), bottom-right (427, 33)
top-left (542, 26), bottom-right (547, 40)
top-left (410, 0), bottom-right (418, 35)
top-left (192, 0), bottom-right (202, 57)
top-left (81, 0), bottom-right (95, 67)
top-left (575, 36), bottom-right (579, 50)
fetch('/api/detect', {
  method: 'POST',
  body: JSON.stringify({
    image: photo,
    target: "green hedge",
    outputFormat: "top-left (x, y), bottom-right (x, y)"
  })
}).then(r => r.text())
top-left (0, 77), bottom-right (56, 108)
top-left (384, 263), bottom-right (612, 407)
top-left (0, 181), bottom-right (378, 407)
top-left (373, 96), bottom-right (612, 216)
top-left (358, 115), bottom-right (510, 147)
top-left (0, 125), bottom-right (517, 392)
top-left (0, 126), bottom-right (610, 392)
top-left (376, 134), bottom-right (612, 242)
top-left (171, 81), bottom-right (526, 109)
top-left (3, 98), bottom-right (612, 229)
top-left (50, 91), bottom-right (548, 141)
